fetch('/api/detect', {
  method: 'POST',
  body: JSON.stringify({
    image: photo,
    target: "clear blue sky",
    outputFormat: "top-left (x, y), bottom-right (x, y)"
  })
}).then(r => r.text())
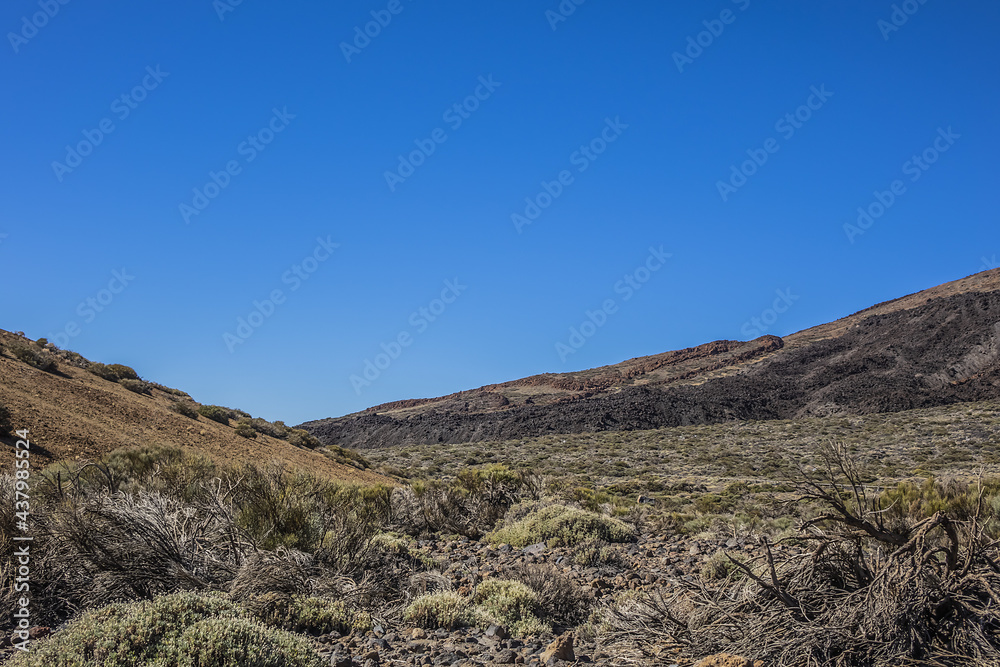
top-left (2, 1), bottom-right (998, 425)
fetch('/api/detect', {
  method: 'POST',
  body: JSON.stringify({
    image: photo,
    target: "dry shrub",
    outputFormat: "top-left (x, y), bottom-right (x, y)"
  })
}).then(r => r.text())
top-left (393, 464), bottom-right (541, 539)
top-left (516, 563), bottom-right (594, 630)
top-left (604, 442), bottom-right (1000, 666)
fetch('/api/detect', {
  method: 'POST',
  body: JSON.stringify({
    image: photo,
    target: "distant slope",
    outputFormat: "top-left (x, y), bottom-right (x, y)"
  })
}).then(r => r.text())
top-left (300, 268), bottom-right (1000, 449)
top-left (0, 330), bottom-right (388, 484)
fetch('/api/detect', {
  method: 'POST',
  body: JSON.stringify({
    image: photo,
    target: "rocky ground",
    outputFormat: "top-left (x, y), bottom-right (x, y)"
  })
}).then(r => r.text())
top-left (308, 532), bottom-right (794, 667)
top-left (1, 531), bottom-right (787, 666)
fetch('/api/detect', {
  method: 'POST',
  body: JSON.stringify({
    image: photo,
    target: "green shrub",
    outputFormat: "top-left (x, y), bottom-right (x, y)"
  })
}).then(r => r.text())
top-left (173, 616), bottom-right (324, 667)
top-left (403, 591), bottom-right (472, 630)
top-left (170, 400), bottom-right (199, 419)
top-left (487, 504), bottom-right (635, 548)
top-left (8, 342), bottom-right (57, 372)
top-left (248, 418), bottom-right (289, 439)
top-left (198, 405), bottom-right (232, 425)
top-left (473, 579), bottom-right (550, 638)
top-left (244, 593), bottom-right (370, 635)
top-left (0, 402), bottom-right (11, 436)
top-left (7, 592), bottom-right (323, 667)
top-left (287, 429), bottom-right (321, 448)
top-left (570, 537), bottom-right (621, 567)
top-left (119, 378), bottom-right (152, 395)
top-left (87, 362), bottom-right (139, 382)
top-left (149, 382), bottom-right (189, 397)
top-left (235, 419), bottom-right (258, 439)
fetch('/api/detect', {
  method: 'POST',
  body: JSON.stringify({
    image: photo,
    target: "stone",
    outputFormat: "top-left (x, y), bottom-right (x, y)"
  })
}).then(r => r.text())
top-left (485, 625), bottom-right (510, 640)
top-left (539, 632), bottom-right (574, 663)
top-left (523, 542), bottom-right (547, 555)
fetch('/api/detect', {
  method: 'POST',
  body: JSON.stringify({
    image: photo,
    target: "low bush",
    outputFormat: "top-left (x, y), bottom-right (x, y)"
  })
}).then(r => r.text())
top-left (119, 378), bottom-right (152, 395)
top-left (516, 564), bottom-right (594, 629)
top-left (394, 465), bottom-right (541, 539)
top-left (169, 400), bottom-right (199, 419)
top-left (198, 405), bottom-right (232, 425)
top-left (8, 592), bottom-right (325, 667)
top-left (487, 504), bottom-right (635, 548)
top-left (473, 579), bottom-right (550, 638)
top-left (87, 362), bottom-right (140, 382)
top-left (248, 418), bottom-right (289, 439)
top-left (235, 419), bottom-right (258, 439)
top-left (247, 593), bottom-right (370, 635)
top-left (287, 429), bottom-right (321, 449)
top-left (8, 342), bottom-right (57, 372)
top-left (404, 591), bottom-right (472, 630)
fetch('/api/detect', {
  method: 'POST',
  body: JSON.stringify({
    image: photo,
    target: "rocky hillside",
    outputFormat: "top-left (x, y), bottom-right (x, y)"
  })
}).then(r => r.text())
top-left (301, 269), bottom-right (1000, 449)
top-left (0, 329), bottom-right (386, 484)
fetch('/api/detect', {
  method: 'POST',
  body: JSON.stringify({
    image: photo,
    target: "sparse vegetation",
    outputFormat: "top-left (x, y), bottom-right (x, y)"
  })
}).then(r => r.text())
top-left (169, 400), bottom-right (199, 419)
top-left (404, 591), bottom-right (473, 630)
top-left (87, 362), bottom-right (139, 382)
top-left (119, 378), bottom-right (152, 395)
top-left (235, 419), bottom-right (258, 439)
top-left (198, 404), bottom-right (232, 425)
top-left (0, 402), bottom-right (11, 437)
top-left (8, 341), bottom-right (57, 372)
top-left (8, 592), bottom-right (326, 667)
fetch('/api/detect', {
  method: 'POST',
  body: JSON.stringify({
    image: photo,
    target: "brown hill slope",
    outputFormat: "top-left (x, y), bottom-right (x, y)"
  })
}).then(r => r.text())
top-left (300, 268), bottom-right (1000, 449)
top-left (0, 330), bottom-right (387, 484)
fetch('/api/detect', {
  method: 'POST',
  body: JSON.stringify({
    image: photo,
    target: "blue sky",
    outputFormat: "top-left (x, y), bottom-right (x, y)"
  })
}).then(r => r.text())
top-left (2, 1), bottom-right (997, 425)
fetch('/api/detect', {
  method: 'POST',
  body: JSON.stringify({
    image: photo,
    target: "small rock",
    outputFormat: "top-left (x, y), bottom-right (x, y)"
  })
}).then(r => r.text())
top-left (540, 632), bottom-right (574, 663)
top-left (523, 542), bottom-right (547, 555)
top-left (485, 625), bottom-right (510, 640)
top-left (411, 628), bottom-right (427, 640)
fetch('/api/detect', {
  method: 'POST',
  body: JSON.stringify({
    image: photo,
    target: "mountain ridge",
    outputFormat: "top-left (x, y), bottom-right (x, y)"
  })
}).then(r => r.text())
top-left (300, 268), bottom-right (1000, 449)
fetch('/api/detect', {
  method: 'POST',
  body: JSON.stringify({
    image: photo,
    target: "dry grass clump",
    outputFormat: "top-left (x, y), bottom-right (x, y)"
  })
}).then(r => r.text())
top-left (604, 442), bottom-right (1000, 666)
